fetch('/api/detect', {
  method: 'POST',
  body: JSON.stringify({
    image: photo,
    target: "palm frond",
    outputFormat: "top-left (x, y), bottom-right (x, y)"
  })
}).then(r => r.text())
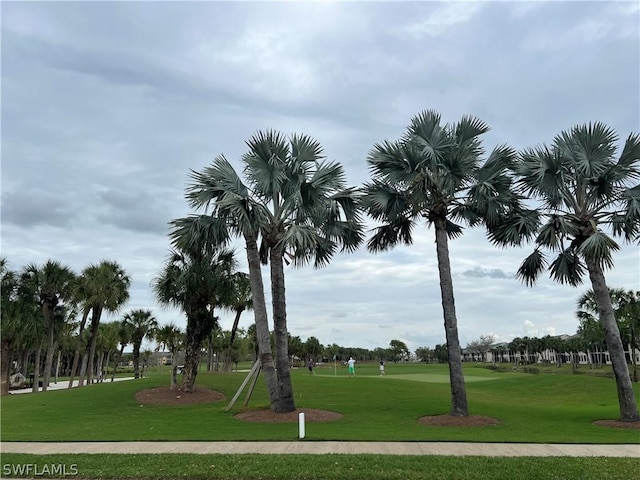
top-left (366, 217), bottom-right (415, 252)
top-left (169, 215), bottom-right (230, 254)
top-left (616, 132), bottom-right (640, 175)
top-left (454, 115), bottom-right (491, 146)
top-left (554, 122), bottom-right (618, 178)
top-left (516, 249), bottom-right (547, 286)
top-left (360, 181), bottom-right (410, 221)
top-left (289, 133), bottom-right (324, 164)
top-left (444, 219), bottom-right (464, 239)
top-left (243, 129), bottom-right (290, 199)
top-left (577, 231), bottom-right (620, 271)
top-left (549, 250), bottom-right (585, 286)
top-left (516, 146), bottom-right (566, 209)
top-left (487, 209), bottom-right (540, 247)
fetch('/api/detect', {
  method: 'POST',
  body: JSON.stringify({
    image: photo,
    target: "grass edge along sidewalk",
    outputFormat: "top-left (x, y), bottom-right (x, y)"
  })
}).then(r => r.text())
top-left (1, 453), bottom-right (639, 480)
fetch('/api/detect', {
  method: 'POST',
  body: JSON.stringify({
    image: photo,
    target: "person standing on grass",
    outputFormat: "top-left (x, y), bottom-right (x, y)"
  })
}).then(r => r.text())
top-left (348, 357), bottom-right (356, 376)
top-left (379, 360), bottom-right (385, 375)
top-left (308, 359), bottom-right (315, 375)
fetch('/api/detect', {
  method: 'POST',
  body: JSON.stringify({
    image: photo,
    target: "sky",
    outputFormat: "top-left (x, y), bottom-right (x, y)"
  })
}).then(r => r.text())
top-left (2, 0), bottom-right (639, 354)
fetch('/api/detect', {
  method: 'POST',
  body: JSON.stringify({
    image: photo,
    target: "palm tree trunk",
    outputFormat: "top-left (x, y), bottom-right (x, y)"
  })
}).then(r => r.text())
top-left (86, 306), bottom-right (103, 385)
top-left (0, 341), bottom-right (11, 396)
top-left (111, 345), bottom-right (125, 382)
top-left (42, 305), bottom-right (56, 392)
top-left (224, 309), bottom-right (243, 372)
top-left (434, 219), bottom-right (468, 416)
top-left (32, 344), bottom-right (42, 393)
top-left (585, 259), bottom-right (640, 422)
top-left (68, 307), bottom-right (90, 388)
top-left (133, 341), bottom-right (141, 379)
top-left (244, 232), bottom-right (279, 411)
top-left (181, 314), bottom-right (204, 392)
top-left (170, 348), bottom-right (178, 389)
top-left (270, 242), bottom-right (296, 413)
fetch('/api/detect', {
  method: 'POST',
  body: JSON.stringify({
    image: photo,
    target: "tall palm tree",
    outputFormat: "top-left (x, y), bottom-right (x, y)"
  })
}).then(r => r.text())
top-left (155, 323), bottom-right (184, 389)
top-left (76, 261), bottom-right (130, 386)
top-left (222, 272), bottom-right (252, 371)
top-left (122, 309), bottom-right (157, 379)
top-left (153, 242), bottom-right (237, 392)
top-left (20, 261), bottom-right (76, 392)
top-left (187, 130), bottom-right (363, 412)
top-left (362, 110), bottom-right (519, 417)
top-left (499, 122), bottom-right (639, 422)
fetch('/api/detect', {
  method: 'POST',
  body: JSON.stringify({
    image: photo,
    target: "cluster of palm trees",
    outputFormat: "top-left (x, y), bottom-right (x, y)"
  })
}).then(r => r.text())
top-left (2, 110), bottom-right (637, 423)
top-left (164, 111), bottom-right (637, 421)
top-left (0, 258), bottom-right (161, 395)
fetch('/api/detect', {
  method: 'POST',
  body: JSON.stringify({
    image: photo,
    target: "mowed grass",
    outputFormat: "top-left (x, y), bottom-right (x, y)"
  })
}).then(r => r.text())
top-left (1, 362), bottom-right (638, 443)
top-left (2, 453), bottom-right (639, 480)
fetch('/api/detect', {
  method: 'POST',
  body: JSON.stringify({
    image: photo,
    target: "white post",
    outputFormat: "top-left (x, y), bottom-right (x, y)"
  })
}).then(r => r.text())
top-left (298, 412), bottom-right (305, 439)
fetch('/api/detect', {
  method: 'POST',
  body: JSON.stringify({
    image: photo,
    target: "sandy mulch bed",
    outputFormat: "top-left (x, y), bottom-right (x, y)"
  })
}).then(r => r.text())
top-left (234, 408), bottom-right (343, 423)
top-left (418, 414), bottom-right (500, 427)
top-left (592, 420), bottom-right (640, 429)
top-left (135, 386), bottom-right (225, 405)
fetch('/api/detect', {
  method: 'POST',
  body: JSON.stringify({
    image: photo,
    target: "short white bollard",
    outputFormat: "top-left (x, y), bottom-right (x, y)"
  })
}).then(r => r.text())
top-left (299, 412), bottom-right (305, 439)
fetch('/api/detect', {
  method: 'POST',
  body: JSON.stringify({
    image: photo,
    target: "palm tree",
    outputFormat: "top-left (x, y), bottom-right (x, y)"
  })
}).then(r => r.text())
top-left (20, 261), bottom-right (76, 392)
top-left (500, 122), bottom-right (639, 422)
top-left (184, 164), bottom-right (279, 410)
top-left (187, 130), bottom-right (363, 412)
top-left (96, 321), bottom-right (120, 382)
top-left (153, 242), bottom-right (236, 392)
top-left (155, 323), bottom-right (184, 389)
top-left (111, 319), bottom-right (134, 382)
top-left (1, 258), bottom-right (21, 395)
top-left (76, 261), bottom-right (130, 386)
top-left (361, 110), bottom-right (519, 416)
top-left (122, 309), bottom-right (158, 379)
top-left (222, 272), bottom-right (252, 371)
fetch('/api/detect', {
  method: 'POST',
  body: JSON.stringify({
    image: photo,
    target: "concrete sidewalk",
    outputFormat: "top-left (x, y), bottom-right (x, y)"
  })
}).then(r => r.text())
top-left (1, 441), bottom-right (638, 457)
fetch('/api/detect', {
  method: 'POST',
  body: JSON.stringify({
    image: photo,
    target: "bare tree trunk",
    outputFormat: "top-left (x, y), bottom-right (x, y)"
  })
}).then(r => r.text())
top-left (270, 242), bottom-right (295, 413)
top-left (434, 219), bottom-right (468, 416)
top-left (244, 232), bottom-right (279, 411)
top-left (68, 307), bottom-right (90, 388)
top-left (586, 259), bottom-right (639, 422)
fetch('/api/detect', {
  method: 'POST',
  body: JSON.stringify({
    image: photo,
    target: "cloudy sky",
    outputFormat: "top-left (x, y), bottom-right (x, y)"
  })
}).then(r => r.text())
top-left (2, 0), bottom-right (639, 353)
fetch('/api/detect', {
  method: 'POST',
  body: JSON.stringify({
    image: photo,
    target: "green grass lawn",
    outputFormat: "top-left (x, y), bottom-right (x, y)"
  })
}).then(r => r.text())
top-left (1, 362), bottom-right (638, 443)
top-left (2, 363), bottom-right (638, 479)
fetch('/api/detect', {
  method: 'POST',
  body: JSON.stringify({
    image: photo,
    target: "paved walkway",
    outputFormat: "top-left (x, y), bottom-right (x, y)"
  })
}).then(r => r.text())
top-left (1, 441), bottom-right (638, 457)
top-left (9, 377), bottom-right (134, 395)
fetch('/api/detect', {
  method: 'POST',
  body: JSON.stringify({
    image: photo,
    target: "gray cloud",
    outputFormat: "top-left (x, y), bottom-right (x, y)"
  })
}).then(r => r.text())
top-left (462, 267), bottom-right (512, 280)
top-left (1, 1), bottom-right (638, 353)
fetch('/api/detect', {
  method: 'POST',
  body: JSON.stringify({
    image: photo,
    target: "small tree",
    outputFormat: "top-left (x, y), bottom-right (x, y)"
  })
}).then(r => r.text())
top-left (465, 334), bottom-right (495, 362)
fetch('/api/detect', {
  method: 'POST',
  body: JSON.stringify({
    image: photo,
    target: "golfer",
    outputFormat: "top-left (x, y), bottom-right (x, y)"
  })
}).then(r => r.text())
top-left (348, 357), bottom-right (356, 376)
